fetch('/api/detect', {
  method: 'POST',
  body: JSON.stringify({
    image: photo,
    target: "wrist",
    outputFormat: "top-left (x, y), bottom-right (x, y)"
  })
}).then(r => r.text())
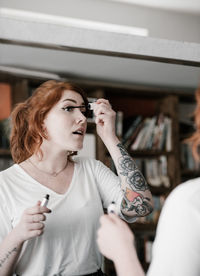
top-left (114, 247), bottom-right (144, 276)
top-left (113, 244), bottom-right (134, 262)
top-left (10, 227), bottom-right (25, 247)
top-left (103, 135), bottom-right (120, 148)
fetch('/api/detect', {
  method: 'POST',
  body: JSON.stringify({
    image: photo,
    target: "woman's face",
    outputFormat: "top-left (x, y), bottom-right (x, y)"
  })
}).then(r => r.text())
top-left (43, 90), bottom-right (87, 152)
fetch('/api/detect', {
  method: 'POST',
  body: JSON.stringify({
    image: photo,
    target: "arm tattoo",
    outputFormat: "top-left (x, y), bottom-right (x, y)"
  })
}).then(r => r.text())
top-left (117, 143), bottom-right (148, 191)
top-left (121, 188), bottom-right (153, 215)
top-left (0, 247), bottom-right (17, 268)
top-left (117, 143), bottom-right (153, 215)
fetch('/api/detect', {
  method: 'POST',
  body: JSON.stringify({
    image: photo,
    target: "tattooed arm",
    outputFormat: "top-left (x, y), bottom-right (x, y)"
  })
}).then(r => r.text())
top-left (0, 202), bottom-right (51, 275)
top-left (94, 99), bottom-right (153, 218)
top-left (106, 140), bottom-right (153, 218)
top-left (0, 231), bottom-right (22, 276)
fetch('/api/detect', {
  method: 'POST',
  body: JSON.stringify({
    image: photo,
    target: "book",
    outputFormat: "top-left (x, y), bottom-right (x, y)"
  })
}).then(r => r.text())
top-left (145, 159), bottom-right (161, 187)
top-left (131, 118), bottom-right (150, 150)
top-left (125, 121), bottom-right (144, 149)
top-left (140, 116), bottom-right (156, 149)
top-left (143, 156), bottom-right (169, 188)
top-left (116, 111), bottom-right (123, 138)
top-left (122, 115), bottom-right (142, 145)
top-left (165, 117), bottom-right (172, 151)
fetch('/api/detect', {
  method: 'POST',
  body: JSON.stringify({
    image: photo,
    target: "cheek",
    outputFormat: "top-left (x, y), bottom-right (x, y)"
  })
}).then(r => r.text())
top-left (45, 112), bottom-right (66, 129)
top-left (46, 117), bottom-right (73, 138)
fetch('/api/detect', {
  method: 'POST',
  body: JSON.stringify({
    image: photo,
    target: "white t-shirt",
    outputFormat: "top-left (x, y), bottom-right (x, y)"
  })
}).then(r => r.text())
top-left (147, 178), bottom-right (200, 276)
top-left (0, 157), bottom-right (135, 276)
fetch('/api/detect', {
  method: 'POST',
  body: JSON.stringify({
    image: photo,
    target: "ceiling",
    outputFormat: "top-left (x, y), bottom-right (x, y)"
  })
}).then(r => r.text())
top-left (1, 43), bottom-right (200, 93)
top-left (0, 2), bottom-right (200, 94)
top-left (109, 0), bottom-right (200, 14)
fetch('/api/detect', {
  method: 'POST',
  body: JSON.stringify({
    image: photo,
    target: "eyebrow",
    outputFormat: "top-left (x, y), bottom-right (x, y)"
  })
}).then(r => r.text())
top-left (62, 98), bottom-right (85, 105)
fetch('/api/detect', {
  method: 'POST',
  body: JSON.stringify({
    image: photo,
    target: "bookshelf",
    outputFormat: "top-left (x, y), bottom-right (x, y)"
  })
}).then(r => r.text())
top-left (0, 75), bottom-right (194, 274)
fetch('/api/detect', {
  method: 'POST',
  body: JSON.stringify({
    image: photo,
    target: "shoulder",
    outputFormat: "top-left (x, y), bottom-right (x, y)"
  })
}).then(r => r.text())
top-left (0, 164), bottom-right (17, 183)
top-left (0, 165), bottom-right (17, 199)
top-left (158, 178), bottom-right (200, 229)
top-left (166, 178), bottom-right (200, 208)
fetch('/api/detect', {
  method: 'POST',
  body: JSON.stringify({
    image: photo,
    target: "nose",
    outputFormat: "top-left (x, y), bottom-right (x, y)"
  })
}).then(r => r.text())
top-left (75, 109), bottom-right (87, 124)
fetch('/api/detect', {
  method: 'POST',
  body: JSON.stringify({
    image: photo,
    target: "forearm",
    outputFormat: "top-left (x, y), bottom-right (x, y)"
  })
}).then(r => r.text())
top-left (104, 136), bottom-right (153, 217)
top-left (0, 230), bottom-right (23, 276)
top-left (114, 248), bottom-right (145, 276)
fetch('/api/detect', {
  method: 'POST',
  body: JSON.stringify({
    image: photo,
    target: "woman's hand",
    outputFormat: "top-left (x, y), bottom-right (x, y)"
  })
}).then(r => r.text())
top-left (12, 201), bottom-right (51, 246)
top-left (93, 99), bottom-right (117, 143)
top-left (97, 214), bottom-right (134, 262)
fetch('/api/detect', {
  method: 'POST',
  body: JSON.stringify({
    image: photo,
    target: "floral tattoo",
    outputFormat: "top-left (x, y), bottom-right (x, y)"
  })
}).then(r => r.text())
top-left (117, 143), bottom-right (152, 215)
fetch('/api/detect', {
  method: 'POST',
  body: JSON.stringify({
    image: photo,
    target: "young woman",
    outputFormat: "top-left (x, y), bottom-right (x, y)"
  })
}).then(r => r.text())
top-left (0, 80), bottom-right (153, 276)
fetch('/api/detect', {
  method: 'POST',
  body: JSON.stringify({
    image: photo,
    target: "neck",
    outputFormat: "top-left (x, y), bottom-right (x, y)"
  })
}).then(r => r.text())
top-left (29, 151), bottom-right (70, 176)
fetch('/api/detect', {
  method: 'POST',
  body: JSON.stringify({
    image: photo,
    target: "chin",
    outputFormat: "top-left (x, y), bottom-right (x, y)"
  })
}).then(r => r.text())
top-left (77, 145), bottom-right (83, 151)
top-left (73, 143), bottom-right (83, 152)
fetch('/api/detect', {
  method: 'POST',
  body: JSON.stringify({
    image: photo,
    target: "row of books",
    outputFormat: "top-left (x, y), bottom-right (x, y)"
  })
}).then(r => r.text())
top-left (123, 114), bottom-right (172, 151)
top-left (134, 155), bottom-right (170, 188)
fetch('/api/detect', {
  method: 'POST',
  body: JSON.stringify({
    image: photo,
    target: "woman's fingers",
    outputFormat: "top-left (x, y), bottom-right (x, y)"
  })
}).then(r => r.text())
top-left (27, 229), bottom-right (44, 239)
top-left (94, 102), bottom-right (113, 114)
top-left (25, 204), bottom-right (51, 215)
top-left (28, 222), bottom-right (45, 231)
top-left (14, 201), bottom-right (52, 244)
top-left (25, 213), bottom-right (46, 223)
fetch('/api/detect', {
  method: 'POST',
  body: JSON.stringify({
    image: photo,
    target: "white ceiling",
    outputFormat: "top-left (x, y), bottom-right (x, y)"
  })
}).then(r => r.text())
top-left (109, 0), bottom-right (200, 13)
top-left (0, 1), bottom-right (200, 93)
top-left (1, 43), bottom-right (200, 92)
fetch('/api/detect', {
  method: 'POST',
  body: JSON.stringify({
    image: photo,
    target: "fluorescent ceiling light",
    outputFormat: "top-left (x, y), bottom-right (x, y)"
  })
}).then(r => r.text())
top-left (0, 8), bottom-right (148, 36)
top-left (0, 65), bottom-right (61, 80)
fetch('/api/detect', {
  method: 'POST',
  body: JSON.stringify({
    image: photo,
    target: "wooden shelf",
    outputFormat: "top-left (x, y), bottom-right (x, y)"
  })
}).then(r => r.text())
top-left (0, 148), bottom-right (11, 156)
top-left (149, 185), bottom-right (171, 195)
top-left (130, 222), bottom-right (157, 234)
top-left (130, 150), bottom-right (173, 158)
top-left (181, 169), bottom-right (200, 177)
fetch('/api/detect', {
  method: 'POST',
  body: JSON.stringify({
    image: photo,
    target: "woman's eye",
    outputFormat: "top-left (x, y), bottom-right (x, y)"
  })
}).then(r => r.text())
top-left (62, 106), bottom-right (74, 112)
top-left (62, 106), bottom-right (88, 117)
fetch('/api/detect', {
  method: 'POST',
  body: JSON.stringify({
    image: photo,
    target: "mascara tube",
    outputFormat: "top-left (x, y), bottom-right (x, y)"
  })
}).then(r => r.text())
top-left (41, 194), bottom-right (50, 207)
top-left (107, 201), bottom-right (117, 215)
top-left (88, 102), bottom-right (97, 110)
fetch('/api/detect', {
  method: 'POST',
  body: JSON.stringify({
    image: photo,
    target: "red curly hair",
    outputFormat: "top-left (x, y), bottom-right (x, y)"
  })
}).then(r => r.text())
top-left (186, 87), bottom-right (200, 161)
top-left (10, 80), bottom-right (88, 163)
